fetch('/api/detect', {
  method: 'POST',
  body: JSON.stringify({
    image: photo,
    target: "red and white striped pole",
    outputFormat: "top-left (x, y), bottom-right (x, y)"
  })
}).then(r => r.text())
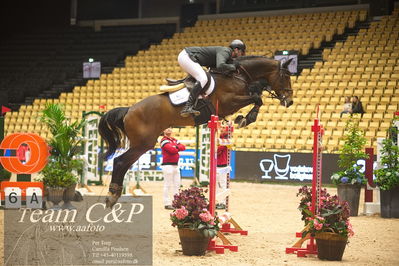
top-left (286, 105), bottom-right (323, 257)
top-left (208, 114), bottom-right (218, 216)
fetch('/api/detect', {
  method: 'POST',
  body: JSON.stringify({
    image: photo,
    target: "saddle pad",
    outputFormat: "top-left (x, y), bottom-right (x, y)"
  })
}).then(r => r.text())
top-left (168, 76), bottom-right (215, 105)
top-left (169, 87), bottom-right (190, 105)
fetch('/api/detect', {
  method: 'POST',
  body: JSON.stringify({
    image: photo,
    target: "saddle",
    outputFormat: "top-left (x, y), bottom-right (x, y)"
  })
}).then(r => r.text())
top-left (162, 72), bottom-right (216, 126)
top-left (160, 72), bottom-right (213, 95)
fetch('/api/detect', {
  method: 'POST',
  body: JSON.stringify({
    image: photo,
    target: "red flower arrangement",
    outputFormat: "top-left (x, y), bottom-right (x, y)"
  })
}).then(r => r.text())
top-left (170, 187), bottom-right (219, 238)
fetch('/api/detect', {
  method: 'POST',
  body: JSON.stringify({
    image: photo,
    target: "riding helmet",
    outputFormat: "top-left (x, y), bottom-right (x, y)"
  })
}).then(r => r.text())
top-left (229, 39), bottom-right (246, 52)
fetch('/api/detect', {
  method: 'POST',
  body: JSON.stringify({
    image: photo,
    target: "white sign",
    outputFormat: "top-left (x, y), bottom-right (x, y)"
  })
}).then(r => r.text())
top-left (5, 187), bottom-right (22, 209)
top-left (83, 62), bottom-right (101, 78)
top-left (26, 187), bottom-right (43, 209)
top-left (259, 153), bottom-right (313, 181)
top-left (274, 54), bottom-right (298, 74)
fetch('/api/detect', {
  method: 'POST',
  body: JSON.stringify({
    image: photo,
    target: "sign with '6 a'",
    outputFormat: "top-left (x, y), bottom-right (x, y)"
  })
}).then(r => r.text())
top-left (0, 133), bottom-right (49, 209)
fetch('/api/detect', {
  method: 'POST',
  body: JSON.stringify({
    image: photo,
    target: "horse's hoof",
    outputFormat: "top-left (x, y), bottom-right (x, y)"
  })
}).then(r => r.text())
top-left (234, 115), bottom-right (244, 124)
top-left (106, 183), bottom-right (123, 208)
top-left (237, 118), bottom-right (247, 129)
top-left (105, 193), bottom-right (119, 208)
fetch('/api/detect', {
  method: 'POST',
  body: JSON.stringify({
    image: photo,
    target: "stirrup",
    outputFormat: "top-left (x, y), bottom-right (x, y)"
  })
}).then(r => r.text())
top-left (180, 106), bottom-right (200, 117)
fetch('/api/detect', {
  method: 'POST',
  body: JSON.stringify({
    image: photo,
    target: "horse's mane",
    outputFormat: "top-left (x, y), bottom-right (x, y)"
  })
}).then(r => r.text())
top-left (235, 55), bottom-right (274, 62)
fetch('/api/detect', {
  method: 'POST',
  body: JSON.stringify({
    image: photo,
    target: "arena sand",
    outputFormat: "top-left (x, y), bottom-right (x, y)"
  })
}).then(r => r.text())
top-left (1, 179), bottom-right (398, 266)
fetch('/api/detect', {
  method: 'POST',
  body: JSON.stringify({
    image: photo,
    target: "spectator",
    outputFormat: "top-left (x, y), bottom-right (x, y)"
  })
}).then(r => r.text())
top-left (160, 127), bottom-right (186, 210)
top-left (340, 96), bottom-right (352, 117)
top-left (216, 125), bottom-right (232, 209)
top-left (351, 96), bottom-right (365, 117)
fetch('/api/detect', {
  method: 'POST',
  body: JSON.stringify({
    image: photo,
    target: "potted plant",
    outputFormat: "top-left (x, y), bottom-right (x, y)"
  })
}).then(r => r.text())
top-left (331, 117), bottom-right (368, 216)
top-left (298, 186), bottom-right (354, 261)
top-left (170, 187), bottom-right (219, 256)
top-left (374, 117), bottom-right (399, 218)
top-left (38, 103), bottom-right (85, 209)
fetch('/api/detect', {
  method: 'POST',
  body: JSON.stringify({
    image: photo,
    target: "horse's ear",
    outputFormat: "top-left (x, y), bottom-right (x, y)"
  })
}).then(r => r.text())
top-left (282, 58), bottom-right (293, 69)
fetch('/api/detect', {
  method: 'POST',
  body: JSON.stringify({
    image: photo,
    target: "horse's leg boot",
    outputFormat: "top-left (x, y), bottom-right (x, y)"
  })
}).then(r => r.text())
top-left (180, 81), bottom-right (202, 117)
top-left (105, 183), bottom-right (123, 208)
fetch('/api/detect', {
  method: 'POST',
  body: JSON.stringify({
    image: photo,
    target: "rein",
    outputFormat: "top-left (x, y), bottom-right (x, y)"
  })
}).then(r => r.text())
top-left (212, 59), bottom-right (292, 105)
top-left (238, 63), bottom-right (292, 103)
top-left (238, 65), bottom-right (253, 83)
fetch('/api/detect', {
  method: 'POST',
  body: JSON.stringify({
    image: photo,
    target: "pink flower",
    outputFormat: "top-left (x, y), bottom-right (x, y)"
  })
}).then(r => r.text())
top-left (313, 216), bottom-right (324, 231)
top-left (199, 211), bottom-right (213, 222)
top-left (174, 206), bottom-right (188, 220)
top-left (314, 219), bottom-right (323, 230)
top-left (346, 220), bottom-right (355, 237)
top-left (306, 202), bottom-right (311, 207)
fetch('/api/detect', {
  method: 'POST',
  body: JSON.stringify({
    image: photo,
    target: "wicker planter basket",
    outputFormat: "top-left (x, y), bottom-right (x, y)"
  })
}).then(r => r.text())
top-left (62, 183), bottom-right (77, 210)
top-left (178, 227), bottom-right (210, 256)
top-left (47, 187), bottom-right (65, 210)
top-left (315, 232), bottom-right (348, 261)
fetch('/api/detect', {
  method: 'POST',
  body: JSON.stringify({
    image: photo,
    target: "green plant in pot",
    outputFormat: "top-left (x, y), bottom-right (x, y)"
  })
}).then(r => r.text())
top-left (38, 103), bottom-right (85, 210)
top-left (170, 187), bottom-right (219, 256)
top-left (374, 116), bottom-right (399, 218)
top-left (331, 117), bottom-right (368, 216)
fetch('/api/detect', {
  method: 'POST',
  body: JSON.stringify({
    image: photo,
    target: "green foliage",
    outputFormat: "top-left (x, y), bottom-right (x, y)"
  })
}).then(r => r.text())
top-left (38, 103), bottom-right (85, 188)
top-left (374, 117), bottom-right (399, 191)
top-left (0, 167), bottom-right (12, 181)
top-left (338, 117), bottom-right (368, 170)
top-left (332, 117), bottom-right (368, 185)
top-left (40, 161), bottom-right (79, 187)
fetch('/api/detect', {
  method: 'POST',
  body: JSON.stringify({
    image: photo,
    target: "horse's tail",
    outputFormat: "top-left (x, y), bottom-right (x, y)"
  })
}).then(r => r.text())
top-left (98, 107), bottom-right (129, 159)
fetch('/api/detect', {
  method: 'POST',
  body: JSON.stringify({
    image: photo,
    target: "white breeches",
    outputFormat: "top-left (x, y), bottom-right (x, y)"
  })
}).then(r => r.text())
top-left (216, 166), bottom-right (229, 204)
top-left (178, 49), bottom-right (208, 88)
top-left (162, 165), bottom-right (181, 206)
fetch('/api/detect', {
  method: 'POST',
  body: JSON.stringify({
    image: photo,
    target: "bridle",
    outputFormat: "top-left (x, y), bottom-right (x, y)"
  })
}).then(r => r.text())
top-left (237, 63), bottom-right (292, 106)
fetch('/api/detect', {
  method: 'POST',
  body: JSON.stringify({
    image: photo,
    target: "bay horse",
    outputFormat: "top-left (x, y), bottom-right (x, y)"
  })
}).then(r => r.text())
top-left (99, 56), bottom-right (293, 207)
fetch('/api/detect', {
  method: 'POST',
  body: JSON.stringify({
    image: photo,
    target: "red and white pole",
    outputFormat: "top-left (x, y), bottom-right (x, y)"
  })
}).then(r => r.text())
top-left (208, 114), bottom-right (218, 216)
top-left (287, 106), bottom-right (323, 257)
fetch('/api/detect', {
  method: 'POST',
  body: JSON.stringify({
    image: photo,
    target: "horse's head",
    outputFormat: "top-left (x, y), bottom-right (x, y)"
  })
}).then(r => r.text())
top-left (270, 58), bottom-right (294, 108)
top-left (236, 56), bottom-right (294, 108)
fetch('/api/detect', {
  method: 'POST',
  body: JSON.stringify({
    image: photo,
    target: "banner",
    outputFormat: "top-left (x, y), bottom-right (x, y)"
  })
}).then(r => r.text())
top-left (235, 151), bottom-right (339, 183)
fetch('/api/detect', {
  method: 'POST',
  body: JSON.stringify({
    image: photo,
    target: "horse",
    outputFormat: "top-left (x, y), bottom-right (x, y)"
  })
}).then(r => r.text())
top-left (99, 56), bottom-right (294, 207)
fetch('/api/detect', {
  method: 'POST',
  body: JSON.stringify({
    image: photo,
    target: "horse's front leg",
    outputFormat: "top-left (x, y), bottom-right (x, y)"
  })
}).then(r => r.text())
top-left (233, 94), bottom-right (263, 128)
top-left (234, 105), bottom-right (261, 128)
top-left (106, 147), bottom-right (146, 208)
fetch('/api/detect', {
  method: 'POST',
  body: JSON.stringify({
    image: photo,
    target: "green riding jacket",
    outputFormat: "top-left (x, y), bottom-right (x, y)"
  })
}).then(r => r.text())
top-left (184, 46), bottom-right (236, 72)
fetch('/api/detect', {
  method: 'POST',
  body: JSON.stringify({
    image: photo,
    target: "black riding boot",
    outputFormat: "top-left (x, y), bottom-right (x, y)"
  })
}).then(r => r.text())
top-left (180, 81), bottom-right (202, 117)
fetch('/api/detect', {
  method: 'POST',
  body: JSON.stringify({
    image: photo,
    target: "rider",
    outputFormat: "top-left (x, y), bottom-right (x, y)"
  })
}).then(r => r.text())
top-left (178, 40), bottom-right (246, 117)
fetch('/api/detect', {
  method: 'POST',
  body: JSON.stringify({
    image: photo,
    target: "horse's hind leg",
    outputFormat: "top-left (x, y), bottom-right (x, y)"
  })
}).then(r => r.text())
top-left (106, 147), bottom-right (146, 208)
